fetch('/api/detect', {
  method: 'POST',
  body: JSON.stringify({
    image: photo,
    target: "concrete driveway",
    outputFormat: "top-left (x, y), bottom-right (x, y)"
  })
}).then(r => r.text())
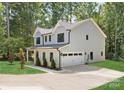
top-left (0, 65), bottom-right (124, 90)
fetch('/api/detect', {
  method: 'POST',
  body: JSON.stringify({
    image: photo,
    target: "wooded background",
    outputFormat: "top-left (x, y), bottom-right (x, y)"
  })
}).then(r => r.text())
top-left (0, 2), bottom-right (124, 60)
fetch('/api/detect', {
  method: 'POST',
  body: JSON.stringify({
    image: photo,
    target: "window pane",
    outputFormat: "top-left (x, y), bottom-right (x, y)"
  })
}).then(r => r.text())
top-left (63, 54), bottom-right (67, 56)
top-left (86, 35), bottom-right (88, 40)
top-left (68, 53), bottom-right (73, 56)
top-left (57, 33), bottom-right (64, 42)
top-left (45, 36), bottom-right (47, 42)
top-left (49, 35), bottom-right (51, 42)
top-left (36, 37), bottom-right (40, 44)
top-left (79, 53), bottom-right (82, 56)
top-left (74, 53), bottom-right (78, 56)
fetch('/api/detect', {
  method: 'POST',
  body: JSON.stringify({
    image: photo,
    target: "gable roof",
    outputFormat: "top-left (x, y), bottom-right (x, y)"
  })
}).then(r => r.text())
top-left (55, 20), bottom-right (74, 29)
top-left (33, 18), bottom-right (107, 38)
top-left (70, 18), bottom-right (107, 38)
top-left (33, 27), bottom-right (53, 37)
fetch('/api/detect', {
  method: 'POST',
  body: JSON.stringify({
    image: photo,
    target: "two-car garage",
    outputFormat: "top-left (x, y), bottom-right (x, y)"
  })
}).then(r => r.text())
top-left (61, 52), bottom-right (85, 67)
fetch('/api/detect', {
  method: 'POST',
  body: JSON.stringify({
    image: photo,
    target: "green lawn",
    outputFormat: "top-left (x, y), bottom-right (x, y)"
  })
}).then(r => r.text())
top-left (93, 76), bottom-right (124, 90)
top-left (89, 60), bottom-right (124, 72)
top-left (89, 60), bottom-right (124, 90)
top-left (0, 61), bottom-right (46, 74)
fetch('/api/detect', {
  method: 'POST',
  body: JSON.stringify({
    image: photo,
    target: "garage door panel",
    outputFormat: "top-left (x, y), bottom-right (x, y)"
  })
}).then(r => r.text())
top-left (61, 53), bottom-right (84, 67)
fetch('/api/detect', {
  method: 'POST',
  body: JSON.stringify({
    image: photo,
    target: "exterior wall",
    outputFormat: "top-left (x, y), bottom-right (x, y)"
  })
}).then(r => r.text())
top-left (60, 20), bottom-right (105, 63)
top-left (43, 26), bottom-right (69, 45)
top-left (33, 26), bottom-right (69, 46)
top-left (35, 49), bottom-right (60, 68)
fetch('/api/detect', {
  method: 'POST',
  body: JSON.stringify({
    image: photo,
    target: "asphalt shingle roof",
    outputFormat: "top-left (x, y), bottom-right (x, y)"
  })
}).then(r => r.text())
top-left (29, 44), bottom-right (68, 49)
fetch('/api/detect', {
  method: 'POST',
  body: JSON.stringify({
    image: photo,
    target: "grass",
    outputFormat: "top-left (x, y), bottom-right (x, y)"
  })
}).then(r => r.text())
top-left (89, 60), bottom-right (124, 90)
top-left (0, 61), bottom-right (46, 74)
top-left (89, 60), bottom-right (124, 72)
top-left (93, 76), bottom-right (124, 90)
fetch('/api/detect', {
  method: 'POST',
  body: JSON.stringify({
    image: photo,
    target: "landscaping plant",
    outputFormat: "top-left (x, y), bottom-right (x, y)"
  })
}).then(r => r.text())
top-left (19, 48), bottom-right (25, 69)
top-left (8, 48), bottom-right (14, 65)
top-left (51, 58), bottom-right (56, 69)
top-left (43, 58), bottom-right (47, 67)
top-left (36, 51), bottom-right (41, 66)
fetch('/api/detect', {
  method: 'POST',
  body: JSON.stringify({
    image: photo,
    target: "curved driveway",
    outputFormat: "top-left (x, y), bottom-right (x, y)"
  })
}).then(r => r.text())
top-left (0, 65), bottom-right (124, 90)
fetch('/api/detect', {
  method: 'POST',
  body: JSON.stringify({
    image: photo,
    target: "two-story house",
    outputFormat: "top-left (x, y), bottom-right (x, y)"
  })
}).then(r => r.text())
top-left (26, 18), bottom-right (107, 69)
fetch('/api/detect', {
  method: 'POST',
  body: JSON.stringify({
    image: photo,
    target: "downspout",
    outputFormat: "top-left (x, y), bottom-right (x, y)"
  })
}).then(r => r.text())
top-left (66, 29), bottom-right (71, 44)
top-left (68, 30), bottom-right (71, 43)
top-left (56, 29), bottom-right (71, 70)
top-left (57, 48), bottom-right (62, 70)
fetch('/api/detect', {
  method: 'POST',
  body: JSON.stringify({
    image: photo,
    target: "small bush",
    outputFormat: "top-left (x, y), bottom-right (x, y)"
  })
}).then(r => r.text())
top-left (43, 58), bottom-right (47, 67)
top-left (51, 58), bottom-right (56, 69)
top-left (36, 52), bottom-right (41, 66)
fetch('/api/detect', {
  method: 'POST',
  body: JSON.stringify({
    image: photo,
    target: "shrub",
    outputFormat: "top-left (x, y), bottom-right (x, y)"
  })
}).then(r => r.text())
top-left (36, 52), bottom-right (41, 66)
top-left (19, 48), bottom-right (25, 69)
top-left (43, 58), bottom-right (47, 67)
top-left (51, 58), bottom-right (56, 69)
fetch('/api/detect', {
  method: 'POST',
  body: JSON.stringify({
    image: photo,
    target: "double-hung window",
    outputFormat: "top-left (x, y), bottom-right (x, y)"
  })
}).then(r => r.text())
top-left (36, 37), bottom-right (40, 44)
top-left (57, 33), bottom-right (64, 42)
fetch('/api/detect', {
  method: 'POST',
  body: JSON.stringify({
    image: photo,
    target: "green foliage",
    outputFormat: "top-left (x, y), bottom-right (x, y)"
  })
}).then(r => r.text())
top-left (101, 3), bottom-right (124, 59)
top-left (89, 60), bottom-right (124, 72)
top-left (43, 58), bottom-right (47, 67)
top-left (0, 37), bottom-right (25, 55)
top-left (0, 61), bottom-right (46, 74)
top-left (93, 76), bottom-right (124, 90)
top-left (74, 2), bottom-right (98, 20)
top-left (19, 48), bottom-right (25, 69)
top-left (35, 51), bottom-right (41, 66)
top-left (51, 58), bottom-right (56, 69)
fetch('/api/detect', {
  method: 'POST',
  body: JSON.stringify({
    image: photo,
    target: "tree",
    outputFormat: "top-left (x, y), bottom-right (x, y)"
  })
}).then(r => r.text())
top-left (19, 48), bottom-right (25, 69)
top-left (101, 3), bottom-right (124, 60)
top-left (73, 2), bottom-right (98, 20)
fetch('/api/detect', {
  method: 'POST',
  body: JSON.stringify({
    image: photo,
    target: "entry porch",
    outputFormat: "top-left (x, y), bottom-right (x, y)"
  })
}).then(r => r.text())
top-left (26, 47), bottom-right (61, 70)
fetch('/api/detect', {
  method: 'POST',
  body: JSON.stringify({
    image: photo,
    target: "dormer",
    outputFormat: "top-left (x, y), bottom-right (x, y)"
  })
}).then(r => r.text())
top-left (33, 20), bottom-right (73, 46)
top-left (33, 27), bottom-right (43, 46)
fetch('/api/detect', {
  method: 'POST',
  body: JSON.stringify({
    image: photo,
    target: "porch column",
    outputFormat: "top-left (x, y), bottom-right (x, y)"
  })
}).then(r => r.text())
top-left (26, 49), bottom-right (29, 62)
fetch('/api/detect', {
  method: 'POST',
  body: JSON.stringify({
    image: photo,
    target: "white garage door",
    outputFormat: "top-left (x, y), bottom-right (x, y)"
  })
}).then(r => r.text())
top-left (61, 52), bottom-right (84, 67)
